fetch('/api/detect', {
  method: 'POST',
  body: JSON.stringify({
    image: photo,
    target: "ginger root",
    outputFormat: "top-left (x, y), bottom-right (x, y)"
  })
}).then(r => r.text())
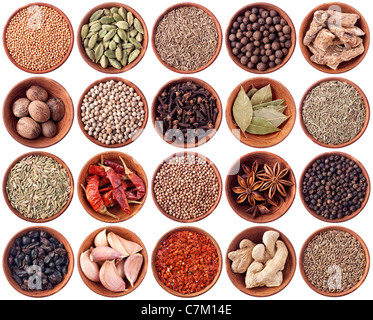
top-left (251, 230), bottom-right (279, 263)
top-left (228, 239), bottom-right (256, 274)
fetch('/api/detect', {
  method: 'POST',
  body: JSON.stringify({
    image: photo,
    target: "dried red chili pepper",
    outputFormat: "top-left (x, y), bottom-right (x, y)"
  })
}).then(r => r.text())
top-left (102, 190), bottom-right (116, 208)
top-left (154, 230), bottom-right (219, 295)
top-left (88, 165), bottom-right (107, 178)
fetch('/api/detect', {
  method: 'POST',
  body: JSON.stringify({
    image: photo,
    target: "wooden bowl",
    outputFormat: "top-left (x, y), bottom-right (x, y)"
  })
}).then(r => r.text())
top-left (77, 151), bottom-right (148, 223)
top-left (299, 225), bottom-right (370, 297)
top-left (226, 3), bottom-right (296, 74)
top-left (226, 77), bottom-right (296, 148)
top-left (3, 3), bottom-right (74, 74)
top-left (151, 77), bottom-right (222, 148)
top-left (3, 77), bottom-right (74, 149)
top-left (151, 226), bottom-right (222, 297)
top-left (299, 2), bottom-right (370, 74)
top-left (299, 152), bottom-right (370, 223)
top-left (2, 151), bottom-right (74, 223)
top-left (77, 77), bottom-right (148, 148)
top-left (77, 2), bottom-right (148, 74)
top-left (77, 226), bottom-right (148, 297)
top-left (225, 151), bottom-right (296, 223)
top-left (226, 226), bottom-right (296, 297)
top-left (299, 77), bottom-right (370, 148)
top-left (151, 2), bottom-right (222, 74)
top-left (151, 151), bottom-right (222, 223)
top-left (3, 226), bottom-right (74, 298)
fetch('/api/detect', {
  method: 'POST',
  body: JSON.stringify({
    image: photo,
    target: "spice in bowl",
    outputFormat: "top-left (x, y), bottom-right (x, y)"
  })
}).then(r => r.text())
top-left (228, 6), bottom-right (293, 72)
top-left (153, 153), bottom-right (220, 221)
top-left (233, 84), bottom-right (289, 135)
top-left (80, 6), bottom-right (145, 70)
top-left (154, 229), bottom-right (220, 295)
top-left (302, 80), bottom-right (366, 146)
top-left (154, 5), bottom-right (220, 72)
top-left (80, 79), bottom-right (146, 146)
top-left (154, 80), bottom-right (220, 147)
top-left (302, 228), bottom-right (367, 294)
top-left (301, 154), bottom-right (368, 221)
top-left (5, 155), bottom-right (72, 221)
top-left (5, 4), bottom-right (72, 72)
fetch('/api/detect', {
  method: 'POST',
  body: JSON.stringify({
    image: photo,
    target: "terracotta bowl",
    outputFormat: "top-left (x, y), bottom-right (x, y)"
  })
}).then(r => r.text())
top-left (77, 226), bottom-right (148, 297)
top-left (225, 151), bottom-right (296, 223)
top-left (77, 2), bottom-right (148, 74)
top-left (77, 77), bottom-right (148, 148)
top-left (299, 225), bottom-right (370, 297)
top-left (299, 2), bottom-right (370, 74)
top-left (151, 2), bottom-right (222, 74)
top-left (299, 152), bottom-right (370, 223)
top-left (226, 77), bottom-right (296, 148)
top-left (226, 226), bottom-right (296, 297)
top-left (151, 226), bottom-right (222, 297)
top-left (3, 77), bottom-right (74, 149)
top-left (151, 77), bottom-right (222, 148)
top-left (3, 226), bottom-right (74, 298)
top-left (299, 77), bottom-right (370, 148)
top-left (2, 151), bottom-right (74, 223)
top-left (226, 2), bottom-right (296, 74)
top-left (77, 151), bottom-right (148, 223)
top-left (151, 151), bottom-right (222, 223)
top-left (3, 2), bottom-right (74, 74)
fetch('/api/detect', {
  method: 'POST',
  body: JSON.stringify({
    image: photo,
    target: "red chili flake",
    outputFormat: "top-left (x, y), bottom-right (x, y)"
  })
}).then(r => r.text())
top-left (154, 230), bottom-right (219, 294)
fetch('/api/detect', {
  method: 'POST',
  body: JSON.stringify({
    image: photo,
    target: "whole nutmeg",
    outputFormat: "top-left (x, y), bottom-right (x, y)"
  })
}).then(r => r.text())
top-left (26, 85), bottom-right (48, 102)
top-left (16, 117), bottom-right (41, 139)
top-left (41, 120), bottom-right (58, 138)
top-left (28, 100), bottom-right (50, 123)
top-left (12, 98), bottom-right (30, 118)
top-left (46, 97), bottom-right (65, 122)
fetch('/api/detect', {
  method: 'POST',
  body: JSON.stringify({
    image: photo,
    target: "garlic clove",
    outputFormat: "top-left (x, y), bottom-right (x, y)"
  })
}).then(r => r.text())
top-left (107, 232), bottom-right (129, 257)
top-left (116, 259), bottom-right (125, 279)
top-left (124, 253), bottom-right (143, 287)
top-left (99, 259), bottom-right (127, 292)
top-left (118, 235), bottom-right (143, 255)
top-left (80, 249), bottom-right (100, 282)
top-left (89, 246), bottom-right (125, 262)
top-left (94, 229), bottom-right (108, 247)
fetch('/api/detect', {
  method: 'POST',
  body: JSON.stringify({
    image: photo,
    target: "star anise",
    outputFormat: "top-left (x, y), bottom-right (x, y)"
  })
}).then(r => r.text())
top-left (232, 172), bottom-right (264, 206)
top-left (257, 162), bottom-right (293, 199)
top-left (241, 160), bottom-right (259, 179)
top-left (246, 204), bottom-right (271, 218)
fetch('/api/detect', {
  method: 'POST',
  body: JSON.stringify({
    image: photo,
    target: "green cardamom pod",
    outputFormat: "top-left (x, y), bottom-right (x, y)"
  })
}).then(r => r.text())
top-left (101, 24), bottom-right (116, 31)
top-left (122, 43), bottom-right (135, 50)
top-left (116, 20), bottom-right (129, 30)
top-left (88, 33), bottom-right (98, 49)
top-left (100, 16), bottom-right (115, 24)
top-left (86, 31), bottom-right (97, 39)
top-left (117, 29), bottom-right (127, 41)
top-left (89, 9), bottom-right (104, 22)
top-left (84, 38), bottom-right (89, 48)
top-left (128, 37), bottom-right (142, 49)
top-left (85, 47), bottom-right (95, 62)
top-left (108, 58), bottom-right (122, 69)
top-left (113, 13), bottom-right (123, 22)
top-left (103, 9), bottom-right (111, 16)
top-left (129, 29), bottom-right (138, 38)
top-left (89, 22), bottom-right (102, 33)
top-left (121, 50), bottom-right (128, 66)
top-left (115, 47), bottom-right (123, 61)
top-left (104, 49), bottom-right (116, 59)
top-left (127, 12), bottom-right (134, 26)
top-left (135, 32), bottom-right (143, 42)
top-left (109, 40), bottom-right (117, 51)
top-left (103, 29), bottom-right (117, 42)
top-left (81, 24), bottom-right (89, 39)
top-left (134, 18), bottom-right (144, 34)
top-left (128, 49), bottom-right (140, 64)
top-left (113, 34), bottom-right (121, 43)
top-left (98, 29), bottom-right (107, 39)
top-left (94, 43), bottom-right (104, 62)
top-left (100, 55), bottom-right (109, 68)
top-left (103, 41), bottom-right (110, 49)
top-left (110, 7), bottom-right (119, 14)
top-left (118, 7), bottom-right (128, 21)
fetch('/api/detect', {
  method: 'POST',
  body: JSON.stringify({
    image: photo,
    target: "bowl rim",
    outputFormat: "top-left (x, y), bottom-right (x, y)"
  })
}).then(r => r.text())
top-left (2, 225), bottom-right (74, 298)
top-left (3, 76), bottom-right (75, 149)
top-left (225, 151), bottom-right (296, 223)
top-left (77, 2), bottom-right (148, 74)
top-left (151, 76), bottom-right (223, 148)
top-left (298, 2), bottom-right (370, 74)
top-left (77, 76), bottom-right (148, 148)
top-left (225, 225), bottom-right (297, 297)
top-left (77, 226), bottom-right (148, 297)
top-left (3, 2), bottom-right (74, 74)
top-left (225, 76), bottom-right (296, 148)
top-left (2, 151), bottom-right (74, 223)
top-left (299, 151), bottom-right (370, 223)
top-left (299, 77), bottom-right (370, 148)
top-left (151, 225), bottom-right (223, 297)
top-left (299, 225), bottom-right (370, 297)
top-left (77, 150), bottom-right (148, 223)
top-left (225, 2), bottom-right (297, 74)
top-left (151, 1), bottom-right (223, 74)
top-left (151, 151), bottom-right (222, 223)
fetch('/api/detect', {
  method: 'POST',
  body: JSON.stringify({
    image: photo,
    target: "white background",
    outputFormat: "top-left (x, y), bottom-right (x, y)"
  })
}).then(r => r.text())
top-left (0, 0), bottom-right (372, 301)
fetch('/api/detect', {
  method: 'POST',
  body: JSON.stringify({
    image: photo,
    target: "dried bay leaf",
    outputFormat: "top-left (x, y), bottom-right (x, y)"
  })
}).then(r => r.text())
top-left (246, 117), bottom-right (280, 135)
top-left (268, 104), bottom-right (287, 114)
top-left (251, 84), bottom-right (272, 106)
top-left (253, 108), bottom-right (289, 128)
top-left (252, 99), bottom-right (285, 109)
top-left (247, 85), bottom-right (258, 99)
top-left (233, 86), bottom-right (253, 133)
